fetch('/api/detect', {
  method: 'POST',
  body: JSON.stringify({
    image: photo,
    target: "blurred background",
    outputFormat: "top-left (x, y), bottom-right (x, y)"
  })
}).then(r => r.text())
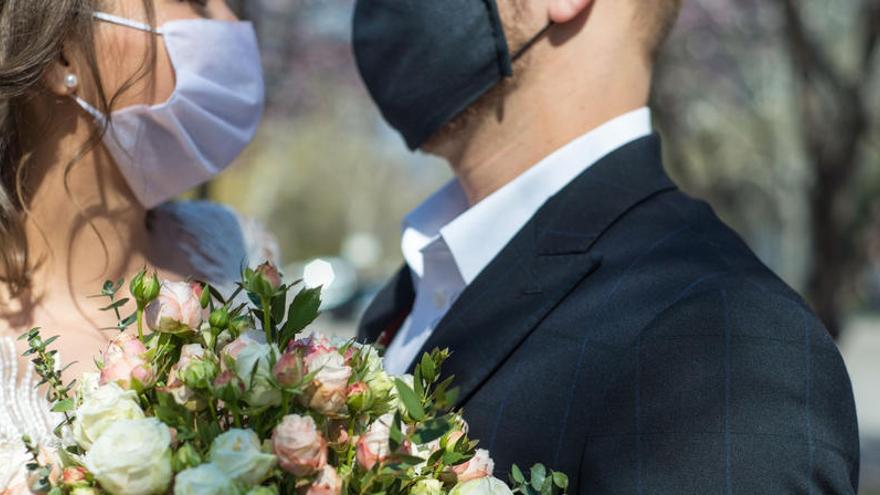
top-left (214, 0), bottom-right (879, 491)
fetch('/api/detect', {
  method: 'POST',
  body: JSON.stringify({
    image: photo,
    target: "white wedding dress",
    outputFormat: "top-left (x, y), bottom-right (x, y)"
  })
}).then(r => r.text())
top-left (0, 201), bottom-right (280, 494)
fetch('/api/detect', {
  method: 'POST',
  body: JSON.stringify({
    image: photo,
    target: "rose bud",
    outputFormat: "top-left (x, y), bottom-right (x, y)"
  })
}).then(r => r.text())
top-left (130, 271), bottom-right (160, 306)
top-left (209, 306), bottom-right (230, 330)
top-left (256, 261), bottom-right (283, 291)
top-left (356, 414), bottom-right (393, 470)
top-left (302, 465), bottom-right (343, 495)
top-left (145, 280), bottom-right (205, 334)
top-left (302, 350), bottom-right (352, 415)
top-left (212, 369), bottom-right (245, 403)
top-left (62, 466), bottom-right (89, 487)
top-left (273, 350), bottom-right (305, 388)
top-left (272, 414), bottom-right (328, 476)
top-left (346, 381), bottom-right (372, 412)
top-left (99, 333), bottom-right (155, 389)
top-left (160, 344), bottom-right (212, 411)
top-left (452, 449), bottom-right (495, 483)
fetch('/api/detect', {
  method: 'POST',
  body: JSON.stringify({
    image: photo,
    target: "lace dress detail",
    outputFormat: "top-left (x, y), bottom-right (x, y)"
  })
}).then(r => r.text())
top-left (0, 201), bottom-right (280, 493)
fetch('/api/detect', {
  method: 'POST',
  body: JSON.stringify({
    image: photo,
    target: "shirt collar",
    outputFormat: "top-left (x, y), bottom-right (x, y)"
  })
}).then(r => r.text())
top-left (402, 107), bottom-right (653, 284)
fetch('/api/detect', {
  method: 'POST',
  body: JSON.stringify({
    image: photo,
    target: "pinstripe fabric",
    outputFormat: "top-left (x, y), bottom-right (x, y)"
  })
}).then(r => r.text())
top-left (358, 136), bottom-right (859, 494)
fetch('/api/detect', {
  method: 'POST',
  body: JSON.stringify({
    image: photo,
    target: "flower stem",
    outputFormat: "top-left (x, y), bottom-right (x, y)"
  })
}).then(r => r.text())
top-left (262, 297), bottom-right (272, 342)
top-left (136, 307), bottom-right (145, 341)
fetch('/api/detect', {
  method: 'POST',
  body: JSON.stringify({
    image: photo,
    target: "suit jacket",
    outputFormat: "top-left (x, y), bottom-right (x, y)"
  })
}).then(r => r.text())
top-left (357, 136), bottom-right (860, 493)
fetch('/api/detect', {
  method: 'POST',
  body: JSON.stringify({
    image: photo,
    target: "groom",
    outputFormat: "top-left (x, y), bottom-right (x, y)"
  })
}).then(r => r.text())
top-left (353, 0), bottom-right (860, 492)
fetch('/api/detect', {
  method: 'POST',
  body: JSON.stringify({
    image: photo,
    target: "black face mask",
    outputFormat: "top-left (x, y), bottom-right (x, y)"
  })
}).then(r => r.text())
top-left (352, 0), bottom-right (549, 150)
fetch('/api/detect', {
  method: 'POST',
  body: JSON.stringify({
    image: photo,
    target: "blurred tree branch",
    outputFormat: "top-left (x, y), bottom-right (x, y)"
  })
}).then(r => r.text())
top-left (654, 0), bottom-right (878, 339)
top-left (781, 0), bottom-right (876, 338)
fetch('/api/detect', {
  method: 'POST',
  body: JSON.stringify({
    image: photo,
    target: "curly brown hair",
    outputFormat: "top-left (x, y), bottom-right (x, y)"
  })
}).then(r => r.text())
top-left (0, 0), bottom-right (159, 296)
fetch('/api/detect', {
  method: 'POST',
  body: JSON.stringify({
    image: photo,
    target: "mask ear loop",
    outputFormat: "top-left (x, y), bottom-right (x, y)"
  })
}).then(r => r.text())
top-left (92, 12), bottom-right (165, 35)
top-left (511, 22), bottom-right (553, 62)
top-left (73, 13), bottom-right (165, 124)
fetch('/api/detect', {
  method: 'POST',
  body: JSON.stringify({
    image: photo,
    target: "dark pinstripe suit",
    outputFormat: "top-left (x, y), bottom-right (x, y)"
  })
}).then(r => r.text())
top-left (358, 136), bottom-right (860, 493)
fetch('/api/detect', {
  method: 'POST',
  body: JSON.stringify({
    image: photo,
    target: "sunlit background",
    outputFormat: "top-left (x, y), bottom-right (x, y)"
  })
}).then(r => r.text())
top-left (216, 0), bottom-right (880, 491)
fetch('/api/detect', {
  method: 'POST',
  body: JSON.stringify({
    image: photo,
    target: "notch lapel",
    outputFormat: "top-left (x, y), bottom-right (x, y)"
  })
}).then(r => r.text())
top-left (412, 135), bottom-right (677, 407)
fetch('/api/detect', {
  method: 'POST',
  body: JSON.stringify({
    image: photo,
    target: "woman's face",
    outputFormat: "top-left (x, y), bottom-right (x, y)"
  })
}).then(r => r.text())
top-left (82, 0), bottom-right (237, 111)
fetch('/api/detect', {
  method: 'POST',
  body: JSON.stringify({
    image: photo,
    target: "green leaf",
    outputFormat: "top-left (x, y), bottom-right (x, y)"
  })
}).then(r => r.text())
top-left (388, 413), bottom-right (404, 452)
top-left (530, 464), bottom-right (547, 492)
top-left (280, 287), bottom-right (322, 344)
top-left (511, 464), bottom-right (526, 485)
top-left (98, 298), bottom-right (131, 311)
top-left (420, 353), bottom-right (437, 383)
top-left (51, 399), bottom-right (74, 413)
top-left (411, 417), bottom-right (452, 445)
top-left (552, 472), bottom-right (569, 491)
top-left (394, 378), bottom-right (426, 421)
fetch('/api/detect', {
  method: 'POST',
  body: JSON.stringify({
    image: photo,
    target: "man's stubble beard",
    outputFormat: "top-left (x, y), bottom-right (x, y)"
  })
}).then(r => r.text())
top-left (421, 5), bottom-right (531, 157)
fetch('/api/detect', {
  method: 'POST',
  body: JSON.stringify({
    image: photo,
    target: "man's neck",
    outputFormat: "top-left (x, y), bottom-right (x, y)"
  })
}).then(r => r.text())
top-left (436, 50), bottom-right (652, 206)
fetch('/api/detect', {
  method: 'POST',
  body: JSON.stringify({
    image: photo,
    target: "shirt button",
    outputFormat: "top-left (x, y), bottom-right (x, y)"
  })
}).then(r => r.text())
top-left (433, 290), bottom-right (448, 309)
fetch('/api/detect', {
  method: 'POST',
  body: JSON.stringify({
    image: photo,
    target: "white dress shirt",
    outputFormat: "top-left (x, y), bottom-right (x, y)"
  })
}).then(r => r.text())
top-left (382, 107), bottom-right (653, 375)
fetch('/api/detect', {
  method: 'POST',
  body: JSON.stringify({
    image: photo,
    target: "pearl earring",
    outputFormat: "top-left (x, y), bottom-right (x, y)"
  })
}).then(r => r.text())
top-left (64, 73), bottom-right (78, 90)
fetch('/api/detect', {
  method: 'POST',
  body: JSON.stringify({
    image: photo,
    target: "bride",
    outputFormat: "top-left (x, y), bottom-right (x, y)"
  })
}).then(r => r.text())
top-left (0, 0), bottom-right (276, 491)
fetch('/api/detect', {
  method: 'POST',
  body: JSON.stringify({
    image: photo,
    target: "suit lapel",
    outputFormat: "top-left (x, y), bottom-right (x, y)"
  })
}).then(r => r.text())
top-left (414, 135), bottom-right (677, 407)
top-left (357, 265), bottom-right (415, 345)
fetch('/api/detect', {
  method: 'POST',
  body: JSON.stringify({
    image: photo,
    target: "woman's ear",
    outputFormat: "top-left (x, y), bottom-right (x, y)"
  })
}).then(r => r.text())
top-left (548, 0), bottom-right (593, 23)
top-left (43, 47), bottom-right (79, 97)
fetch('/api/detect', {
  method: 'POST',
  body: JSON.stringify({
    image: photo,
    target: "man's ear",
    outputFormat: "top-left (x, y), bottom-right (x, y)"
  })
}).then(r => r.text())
top-left (43, 47), bottom-right (78, 97)
top-left (548, 0), bottom-right (593, 23)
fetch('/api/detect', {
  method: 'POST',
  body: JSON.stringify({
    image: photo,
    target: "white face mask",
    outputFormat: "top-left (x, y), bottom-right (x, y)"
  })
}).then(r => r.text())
top-left (76, 12), bottom-right (265, 209)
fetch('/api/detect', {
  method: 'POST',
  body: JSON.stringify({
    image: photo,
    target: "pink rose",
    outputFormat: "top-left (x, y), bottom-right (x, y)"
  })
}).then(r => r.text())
top-left (220, 331), bottom-right (262, 364)
top-left (288, 333), bottom-right (333, 358)
top-left (302, 465), bottom-right (342, 495)
top-left (356, 414), bottom-right (393, 470)
top-left (452, 449), bottom-right (494, 483)
top-left (273, 415), bottom-right (328, 476)
top-left (273, 350), bottom-right (305, 387)
top-left (302, 350), bottom-right (351, 415)
top-left (99, 333), bottom-right (154, 388)
top-left (145, 281), bottom-right (204, 334)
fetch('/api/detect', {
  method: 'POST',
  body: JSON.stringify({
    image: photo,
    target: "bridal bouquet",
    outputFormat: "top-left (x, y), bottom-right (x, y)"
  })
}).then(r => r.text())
top-left (21, 264), bottom-right (568, 495)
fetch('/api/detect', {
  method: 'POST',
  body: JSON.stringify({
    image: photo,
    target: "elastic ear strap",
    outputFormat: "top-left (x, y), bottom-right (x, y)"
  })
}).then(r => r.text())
top-left (92, 12), bottom-right (162, 34)
top-left (511, 22), bottom-right (553, 62)
top-left (73, 95), bottom-right (107, 126)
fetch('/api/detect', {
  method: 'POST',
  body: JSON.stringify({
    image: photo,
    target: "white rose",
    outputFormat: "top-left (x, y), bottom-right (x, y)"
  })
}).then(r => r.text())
top-left (72, 382), bottom-right (145, 449)
top-left (234, 342), bottom-right (282, 407)
top-left (449, 477), bottom-right (514, 495)
top-left (209, 429), bottom-right (277, 486)
top-left (84, 418), bottom-right (173, 495)
top-left (411, 479), bottom-right (443, 495)
top-left (174, 463), bottom-right (238, 495)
